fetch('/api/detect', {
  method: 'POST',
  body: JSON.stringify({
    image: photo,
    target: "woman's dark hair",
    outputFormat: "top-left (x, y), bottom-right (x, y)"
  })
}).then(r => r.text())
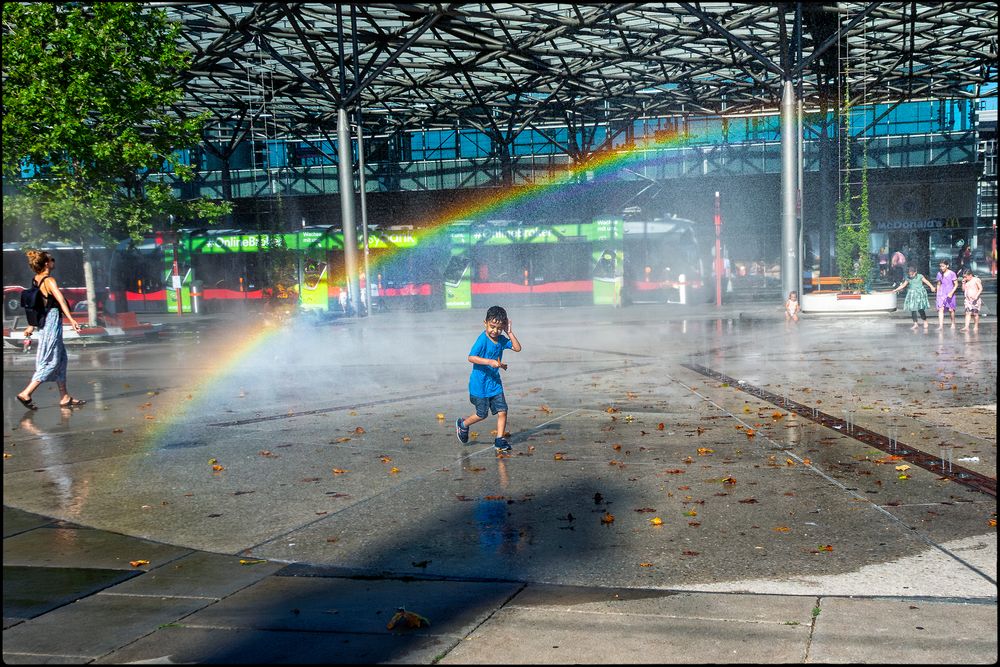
top-left (485, 305), bottom-right (508, 324)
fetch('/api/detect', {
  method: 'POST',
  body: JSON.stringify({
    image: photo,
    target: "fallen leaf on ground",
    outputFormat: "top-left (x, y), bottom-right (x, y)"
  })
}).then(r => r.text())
top-left (240, 558), bottom-right (267, 565)
top-left (817, 545), bottom-right (833, 551)
top-left (682, 550), bottom-right (700, 556)
top-left (436, 413), bottom-right (445, 420)
top-left (697, 448), bottom-right (714, 456)
top-left (389, 467), bottom-right (400, 474)
top-left (332, 468), bottom-right (349, 474)
top-left (386, 608), bottom-right (430, 630)
top-left (129, 560), bottom-right (149, 567)
top-left (354, 427), bottom-right (366, 434)
top-left (739, 498), bottom-right (758, 504)
top-left (601, 512), bottom-right (615, 524)
top-left (380, 455), bottom-right (393, 463)
top-left (211, 464), bottom-right (224, 472)
top-left (639, 562), bottom-right (654, 567)
top-left (634, 507), bottom-right (656, 513)
top-left (774, 526), bottom-right (791, 532)
top-left (657, 423), bottom-right (665, 430)
top-left (722, 476), bottom-right (737, 485)
top-left (650, 517), bottom-right (663, 526)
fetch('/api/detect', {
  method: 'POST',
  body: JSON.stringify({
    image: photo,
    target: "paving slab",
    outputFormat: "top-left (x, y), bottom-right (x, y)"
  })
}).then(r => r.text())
top-left (808, 597), bottom-right (998, 664)
top-left (3, 565), bottom-right (139, 623)
top-left (3, 507), bottom-right (56, 538)
top-left (1, 592), bottom-right (212, 661)
top-left (2, 525), bottom-right (191, 571)
top-left (105, 550), bottom-right (284, 598)
top-left (439, 599), bottom-right (813, 664)
top-left (95, 625), bottom-right (459, 664)
top-left (175, 575), bottom-right (521, 637)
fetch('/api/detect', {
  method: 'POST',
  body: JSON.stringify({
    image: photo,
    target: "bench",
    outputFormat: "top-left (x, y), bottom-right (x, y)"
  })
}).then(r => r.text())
top-left (810, 276), bottom-right (863, 287)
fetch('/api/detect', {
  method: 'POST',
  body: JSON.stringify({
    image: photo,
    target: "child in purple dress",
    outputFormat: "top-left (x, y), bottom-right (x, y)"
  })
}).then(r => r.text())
top-left (935, 260), bottom-right (958, 329)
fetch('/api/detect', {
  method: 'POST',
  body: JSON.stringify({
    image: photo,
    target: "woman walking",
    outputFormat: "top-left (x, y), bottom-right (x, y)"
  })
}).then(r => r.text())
top-left (16, 250), bottom-right (87, 409)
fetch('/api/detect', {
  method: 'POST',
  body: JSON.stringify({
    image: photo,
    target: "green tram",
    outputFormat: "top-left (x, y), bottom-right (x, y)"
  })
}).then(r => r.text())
top-left (107, 215), bottom-right (710, 314)
top-left (110, 227), bottom-right (446, 314)
top-left (443, 218), bottom-right (624, 309)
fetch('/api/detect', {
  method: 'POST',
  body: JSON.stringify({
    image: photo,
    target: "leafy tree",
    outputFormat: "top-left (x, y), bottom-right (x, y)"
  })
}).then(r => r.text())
top-left (2, 2), bottom-right (231, 323)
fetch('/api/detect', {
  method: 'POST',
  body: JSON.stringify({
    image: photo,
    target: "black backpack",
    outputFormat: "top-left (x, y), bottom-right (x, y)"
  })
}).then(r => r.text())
top-left (20, 276), bottom-right (51, 327)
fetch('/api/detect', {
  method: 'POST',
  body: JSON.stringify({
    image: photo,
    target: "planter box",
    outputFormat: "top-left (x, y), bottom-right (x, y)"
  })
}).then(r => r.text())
top-left (800, 291), bottom-right (896, 314)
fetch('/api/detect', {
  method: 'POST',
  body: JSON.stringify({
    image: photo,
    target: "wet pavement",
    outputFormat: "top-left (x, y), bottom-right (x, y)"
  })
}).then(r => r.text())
top-left (3, 299), bottom-right (996, 663)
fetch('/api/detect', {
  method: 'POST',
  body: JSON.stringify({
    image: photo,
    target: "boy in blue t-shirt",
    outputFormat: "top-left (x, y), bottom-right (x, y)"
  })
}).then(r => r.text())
top-left (456, 305), bottom-right (522, 452)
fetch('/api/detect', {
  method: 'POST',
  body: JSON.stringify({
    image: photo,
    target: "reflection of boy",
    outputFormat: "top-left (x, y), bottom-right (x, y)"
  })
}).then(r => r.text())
top-left (456, 305), bottom-right (522, 452)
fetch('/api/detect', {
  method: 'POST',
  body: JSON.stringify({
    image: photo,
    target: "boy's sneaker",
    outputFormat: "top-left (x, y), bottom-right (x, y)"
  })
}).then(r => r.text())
top-left (456, 418), bottom-right (469, 444)
top-left (494, 437), bottom-right (512, 452)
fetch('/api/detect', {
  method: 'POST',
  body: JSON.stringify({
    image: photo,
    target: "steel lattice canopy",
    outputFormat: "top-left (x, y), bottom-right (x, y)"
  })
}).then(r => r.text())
top-left (153, 2), bottom-right (997, 142)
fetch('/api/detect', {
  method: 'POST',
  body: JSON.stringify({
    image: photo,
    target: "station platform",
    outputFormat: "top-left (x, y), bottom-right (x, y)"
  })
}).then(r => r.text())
top-left (3, 298), bottom-right (996, 663)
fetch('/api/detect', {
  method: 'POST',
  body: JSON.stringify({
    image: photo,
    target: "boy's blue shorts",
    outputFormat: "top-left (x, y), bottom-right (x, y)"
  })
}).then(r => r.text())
top-left (470, 392), bottom-right (507, 418)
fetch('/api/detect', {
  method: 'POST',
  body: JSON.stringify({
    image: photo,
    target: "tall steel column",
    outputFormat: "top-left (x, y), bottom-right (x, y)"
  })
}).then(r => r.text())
top-left (781, 79), bottom-right (800, 300)
top-left (338, 107), bottom-right (361, 314)
top-left (356, 118), bottom-right (371, 316)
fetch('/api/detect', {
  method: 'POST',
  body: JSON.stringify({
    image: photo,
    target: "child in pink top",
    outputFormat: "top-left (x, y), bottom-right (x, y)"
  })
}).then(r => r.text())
top-left (960, 270), bottom-right (983, 332)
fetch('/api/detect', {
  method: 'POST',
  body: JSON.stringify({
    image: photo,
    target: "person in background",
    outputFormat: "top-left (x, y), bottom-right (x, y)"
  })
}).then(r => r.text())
top-left (935, 260), bottom-right (959, 329)
top-left (16, 250), bottom-right (87, 410)
top-left (959, 269), bottom-right (983, 332)
top-left (878, 246), bottom-right (889, 279)
top-left (890, 248), bottom-right (907, 284)
top-left (784, 290), bottom-right (800, 322)
top-left (889, 265), bottom-right (935, 330)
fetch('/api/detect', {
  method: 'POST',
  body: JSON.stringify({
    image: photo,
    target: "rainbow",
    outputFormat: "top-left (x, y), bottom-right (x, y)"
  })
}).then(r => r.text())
top-left (144, 321), bottom-right (286, 446)
top-left (150, 126), bottom-right (717, 442)
top-left (359, 126), bottom-right (719, 276)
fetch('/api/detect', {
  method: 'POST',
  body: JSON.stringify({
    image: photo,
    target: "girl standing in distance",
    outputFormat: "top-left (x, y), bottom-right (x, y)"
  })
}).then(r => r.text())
top-left (889, 265), bottom-right (935, 330)
top-left (959, 270), bottom-right (983, 332)
top-left (934, 260), bottom-right (959, 329)
top-left (16, 250), bottom-right (87, 409)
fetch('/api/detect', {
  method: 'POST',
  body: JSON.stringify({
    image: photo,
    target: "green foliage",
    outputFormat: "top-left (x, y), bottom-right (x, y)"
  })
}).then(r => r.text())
top-left (834, 88), bottom-right (872, 292)
top-left (2, 2), bottom-right (230, 246)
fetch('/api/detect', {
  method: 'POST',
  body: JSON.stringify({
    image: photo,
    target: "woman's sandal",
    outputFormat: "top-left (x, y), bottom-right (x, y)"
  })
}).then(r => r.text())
top-left (17, 395), bottom-right (38, 410)
top-left (60, 397), bottom-right (87, 407)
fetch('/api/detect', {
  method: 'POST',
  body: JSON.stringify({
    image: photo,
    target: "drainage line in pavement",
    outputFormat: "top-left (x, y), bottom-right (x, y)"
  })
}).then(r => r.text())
top-left (681, 363), bottom-right (996, 498)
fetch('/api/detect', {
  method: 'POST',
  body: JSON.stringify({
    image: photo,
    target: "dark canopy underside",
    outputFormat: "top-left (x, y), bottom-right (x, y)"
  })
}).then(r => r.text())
top-left (155, 2), bottom-right (997, 143)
